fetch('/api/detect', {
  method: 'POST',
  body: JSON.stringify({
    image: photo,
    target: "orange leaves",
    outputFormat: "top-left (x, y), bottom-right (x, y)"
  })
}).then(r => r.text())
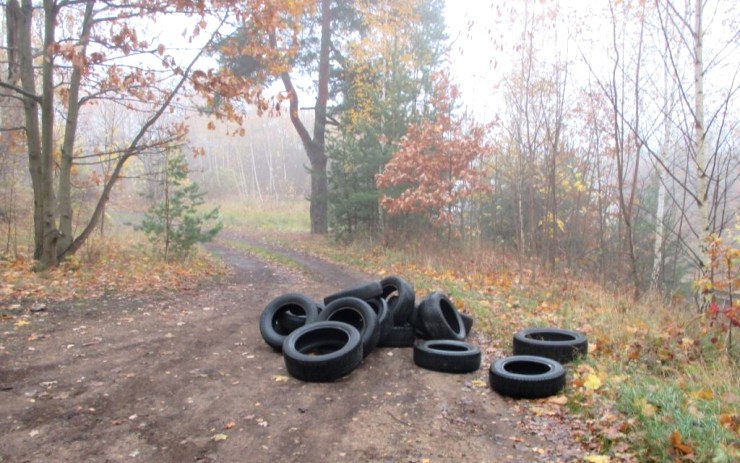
top-left (670, 431), bottom-right (694, 456)
top-left (376, 71), bottom-right (491, 225)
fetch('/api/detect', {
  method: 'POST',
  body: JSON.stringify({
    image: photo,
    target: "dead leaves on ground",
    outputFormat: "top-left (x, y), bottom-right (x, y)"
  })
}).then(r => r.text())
top-left (0, 250), bottom-right (224, 307)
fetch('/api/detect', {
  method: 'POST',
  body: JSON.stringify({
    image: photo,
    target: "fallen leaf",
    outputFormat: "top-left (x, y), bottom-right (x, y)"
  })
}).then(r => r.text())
top-left (719, 414), bottom-right (737, 432)
top-left (272, 375), bottom-right (289, 382)
top-left (584, 374), bottom-right (602, 391)
top-left (225, 421), bottom-right (236, 430)
top-left (692, 388), bottom-right (714, 400)
top-left (635, 398), bottom-right (657, 417)
top-left (547, 395), bottom-right (568, 405)
top-left (471, 379), bottom-right (486, 388)
top-left (14, 319), bottom-right (30, 327)
top-left (584, 455), bottom-right (610, 463)
top-left (212, 433), bottom-right (228, 441)
top-left (670, 430), bottom-right (693, 455)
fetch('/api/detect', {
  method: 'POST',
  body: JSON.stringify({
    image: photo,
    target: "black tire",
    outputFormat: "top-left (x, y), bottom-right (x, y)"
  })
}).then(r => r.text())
top-left (460, 313), bottom-right (474, 337)
top-left (282, 321), bottom-right (363, 382)
top-left (413, 340), bottom-right (481, 373)
top-left (416, 292), bottom-right (465, 341)
top-left (323, 281), bottom-right (383, 305)
top-left (366, 298), bottom-right (393, 344)
top-left (277, 300), bottom-right (323, 332)
top-left (512, 328), bottom-right (588, 364)
top-left (381, 276), bottom-right (415, 324)
top-left (259, 293), bottom-right (321, 350)
top-left (377, 323), bottom-right (415, 348)
top-left (489, 355), bottom-right (566, 399)
top-left (318, 297), bottom-right (380, 357)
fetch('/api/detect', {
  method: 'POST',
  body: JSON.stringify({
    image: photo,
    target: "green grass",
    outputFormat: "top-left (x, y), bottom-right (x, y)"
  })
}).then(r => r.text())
top-left (217, 199), bottom-right (310, 233)
top-left (220, 239), bottom-right (310, 274)
top-left (616, 377), bottom-right (736, 462)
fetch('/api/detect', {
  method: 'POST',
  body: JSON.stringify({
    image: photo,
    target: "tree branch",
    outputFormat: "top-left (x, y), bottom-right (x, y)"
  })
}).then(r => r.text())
top-left (0, 80), bottom-right (41, 102)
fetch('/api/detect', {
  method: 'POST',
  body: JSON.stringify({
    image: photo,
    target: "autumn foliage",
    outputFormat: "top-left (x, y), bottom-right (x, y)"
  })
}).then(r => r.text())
top-left (376, 71), bottom-right (491, 226)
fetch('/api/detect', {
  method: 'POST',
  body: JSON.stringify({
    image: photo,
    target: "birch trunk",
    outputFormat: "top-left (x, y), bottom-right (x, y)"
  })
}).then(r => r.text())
top-left (693, 0), bottom-right (711, 307)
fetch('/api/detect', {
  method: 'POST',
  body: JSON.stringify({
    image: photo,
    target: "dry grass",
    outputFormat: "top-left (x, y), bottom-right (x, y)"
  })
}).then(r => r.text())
top-left (256, 223), bottom-right (739, 462)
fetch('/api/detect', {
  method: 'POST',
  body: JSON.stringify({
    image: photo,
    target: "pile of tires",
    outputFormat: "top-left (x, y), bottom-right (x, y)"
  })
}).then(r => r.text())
top-left (489, 327), bottom-right (588, 399)
top-left (259, 276), bottom-right (481, 382)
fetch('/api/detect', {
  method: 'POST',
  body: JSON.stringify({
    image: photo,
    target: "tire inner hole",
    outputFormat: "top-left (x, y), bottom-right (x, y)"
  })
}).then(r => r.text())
top-left (383, 285), bottom-right (400, 299)
top-left (439, 300), bottom-right (461, 332)
top-left (273, 305), bottom-right (308, 335)
top-left (295, 328), bottom-right (349, 355)
top-left (526, 333), bottom-right (575, 342)
top-left (429, 343), bottom-right (468, 352)
top-left (504, 360), bottom-right (552, 375)
top-left (327, 308), bottom-right (365, 332)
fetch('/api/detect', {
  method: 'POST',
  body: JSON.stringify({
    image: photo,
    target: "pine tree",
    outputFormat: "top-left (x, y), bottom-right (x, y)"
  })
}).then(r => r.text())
top-left (138, 150), bottom-right (222, 261)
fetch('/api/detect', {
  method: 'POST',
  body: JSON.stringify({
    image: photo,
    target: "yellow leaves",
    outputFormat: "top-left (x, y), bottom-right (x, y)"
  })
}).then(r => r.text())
top-left (471, 379), bottom-right (486, 388)
top-left (14, 319), bottom-right (30, 327)
top-left (634, 398), bottom-right (657, 417)
top-left (691, 388), bottom-right (714, 401)
top-left (211, 433), bottom-right (228, 442)
top-left (272, 375), bottom-right (290, 382)
top-left (584, 455), bottom-right (610, 463)
top-left (584, 374), bottom-right (602, 391)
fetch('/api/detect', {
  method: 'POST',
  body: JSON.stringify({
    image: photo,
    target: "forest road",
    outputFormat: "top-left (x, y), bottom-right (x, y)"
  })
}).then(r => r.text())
top-left (0, 233), bottom-right (584, 462)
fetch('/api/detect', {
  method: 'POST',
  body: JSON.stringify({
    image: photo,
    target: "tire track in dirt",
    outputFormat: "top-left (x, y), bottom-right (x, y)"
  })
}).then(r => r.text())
top-left (0, 236), bottom-right (585, 462)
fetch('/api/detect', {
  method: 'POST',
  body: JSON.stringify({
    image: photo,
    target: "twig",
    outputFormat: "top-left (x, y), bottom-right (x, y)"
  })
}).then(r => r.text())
top-left (388, 412), bottom-right (412, 427)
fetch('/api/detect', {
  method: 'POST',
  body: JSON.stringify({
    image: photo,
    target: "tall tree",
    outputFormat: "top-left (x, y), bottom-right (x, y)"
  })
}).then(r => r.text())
top-left (328, 0), bottom-right (448, 238)
top-left (1, 0), bottom-right (303, 267)
top-left (270, 0), bottom-right (331, 234)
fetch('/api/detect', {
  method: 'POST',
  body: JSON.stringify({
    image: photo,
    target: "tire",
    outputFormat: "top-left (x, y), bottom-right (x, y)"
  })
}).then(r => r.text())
top-left (323, 281), bottom-right (383, 305)
top-left (282, 321), bottom-right (363, 382)
top-left (366, 298), bottom-right (393, 344)
top-left (416, 292), bottom-right (465, 341)
top-left (460, 313), bottom-right (474, 337)
top-left (377, 323), bottom-right (415, 348)
top-left (259, 293), bottom-right (321, 351)
top-left (512, 328), bottom-right (588, 364)
top-left (489, 355), bottom-right (566, 399)
top-left (318, 297), bottom-right (380, 357)
top-left (381, 276), bottom-right (415, 324)
top-left (277, 300), bottom-right (323, 332)
top-left (413, 340), bottom-right (481, 373)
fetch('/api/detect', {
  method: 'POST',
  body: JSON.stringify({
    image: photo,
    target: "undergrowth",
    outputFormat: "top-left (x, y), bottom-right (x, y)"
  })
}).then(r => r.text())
top-left (225, 203), bottom-right (739, 462)
top-left (0, 225), bottom-right (224, 303)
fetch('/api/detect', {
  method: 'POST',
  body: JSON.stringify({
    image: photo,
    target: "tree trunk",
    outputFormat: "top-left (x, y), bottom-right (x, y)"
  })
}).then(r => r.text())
top-left (272, 0), bottom-right (330, 234)
top-left (58, 0), bottom-right (95, 252)
top-left (651, 54), bottom-right (673, 291)
top-left (693, 0), bottom-right (711, 309)
top-left (15, 0), bottom-right (44, 259)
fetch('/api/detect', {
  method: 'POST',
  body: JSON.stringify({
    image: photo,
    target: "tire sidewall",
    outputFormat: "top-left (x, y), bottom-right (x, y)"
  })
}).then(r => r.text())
top-left (282, 321), bottom-right (363, 382)
top-left (512, 328), bottom-right (588, 363)
top-left (259, 293), bottom-right (321, 350)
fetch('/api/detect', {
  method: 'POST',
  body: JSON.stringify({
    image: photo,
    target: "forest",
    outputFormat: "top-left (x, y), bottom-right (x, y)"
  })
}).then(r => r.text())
top-left (0, 0), bottom-right (738, 460)
top-left (1, 0), bottom-right (737, 301)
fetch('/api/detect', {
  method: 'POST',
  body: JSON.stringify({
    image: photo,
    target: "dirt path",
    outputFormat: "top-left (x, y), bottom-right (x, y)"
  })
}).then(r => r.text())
top-left (1, 234), bottom-right (584, 462)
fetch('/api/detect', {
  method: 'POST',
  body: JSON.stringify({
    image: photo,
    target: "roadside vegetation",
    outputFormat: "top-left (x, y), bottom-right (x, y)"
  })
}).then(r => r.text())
top-left (227, 200), bottom-right (739, 463)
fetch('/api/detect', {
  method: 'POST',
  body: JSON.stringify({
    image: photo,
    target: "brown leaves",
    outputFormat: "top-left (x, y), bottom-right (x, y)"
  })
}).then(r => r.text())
top-left (670, 431), bottom-right (694, 456)
top-left (0, 245), bottom-right (224, 304)
top-left (376, 71), bottom-right (492, 225)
